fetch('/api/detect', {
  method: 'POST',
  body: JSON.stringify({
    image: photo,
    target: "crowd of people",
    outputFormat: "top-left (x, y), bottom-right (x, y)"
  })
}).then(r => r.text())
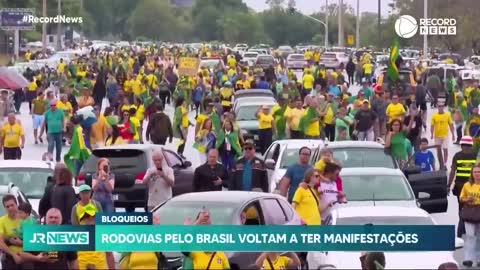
top-left (0, 43), bottom-right (475, 269)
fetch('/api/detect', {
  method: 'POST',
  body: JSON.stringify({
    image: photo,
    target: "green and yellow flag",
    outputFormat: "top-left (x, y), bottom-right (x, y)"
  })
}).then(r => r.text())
top-left (64, 125), bottom-right (91, 177)
top-left (387, 38), bottom-right (400, 81)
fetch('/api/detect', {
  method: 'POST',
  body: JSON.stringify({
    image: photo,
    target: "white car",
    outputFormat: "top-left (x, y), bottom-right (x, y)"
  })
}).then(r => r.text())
top-left (0, 160), bottom-right (79, 214)
top-left (264, 139), bottom-right (325, 193)
top-left (242, 51), bottom-right (259, 66)
top-left (307, 206), bottom-right (462, 269)
top-left (0, 160), bottom-right (56, 213)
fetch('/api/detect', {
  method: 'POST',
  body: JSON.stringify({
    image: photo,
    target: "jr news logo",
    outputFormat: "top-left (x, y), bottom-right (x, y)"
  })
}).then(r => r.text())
top-left (29, 232), bottom-right (89, 245)
top-left (395, 14), bottom-right (456, 38)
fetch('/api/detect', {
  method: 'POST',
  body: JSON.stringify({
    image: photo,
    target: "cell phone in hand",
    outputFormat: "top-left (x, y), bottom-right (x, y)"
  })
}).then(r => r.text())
top-left (103, 165), bottom-right (109, 173)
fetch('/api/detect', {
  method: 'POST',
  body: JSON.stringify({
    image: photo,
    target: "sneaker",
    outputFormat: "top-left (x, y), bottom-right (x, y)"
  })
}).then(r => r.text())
top-left (463, 260), bottom-right (473, 267)
top-left (38, 137), bottom-right (43, 143)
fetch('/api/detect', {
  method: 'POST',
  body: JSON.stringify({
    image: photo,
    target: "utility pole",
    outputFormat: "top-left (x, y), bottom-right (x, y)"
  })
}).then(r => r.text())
top-left (56, 0), bottom-right (62, 50)
top-left (325, 0), bottom-right (329, 48)
top-left (356, 0), bottom-right (360, 49)
top-left (423, 0), bottom-right (428, 58)
top-left (378, 0), bottom-right (381, 48)
top-left (42, 0), bottom-right (47, 54)
top-left (338, 0), bottom-right (344, 47)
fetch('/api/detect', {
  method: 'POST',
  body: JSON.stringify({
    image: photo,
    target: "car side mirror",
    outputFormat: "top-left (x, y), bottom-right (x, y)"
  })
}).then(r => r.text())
top-left (183, 161), bottom-right (192, 168)
top-left (456, 237), bottom-right (464, 250)
top-left (265, 158), bottom-right (276, 170)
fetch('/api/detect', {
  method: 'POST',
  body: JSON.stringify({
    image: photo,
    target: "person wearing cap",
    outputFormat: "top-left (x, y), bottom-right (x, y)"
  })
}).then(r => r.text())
top-left (229, 139), bottom-right (268, 192)
top-left (448, 135), bottom-right (476, 238)
top-left (39, 98), bottom-right (66, 163)
top-left (71, 184), bottom-right (103, 225)
top-left (353, 99), bottom-right (377, 141)
top-left (431, 102), bottom-right (455, 164)
top-left (220, 81), bottom-right (234, 113)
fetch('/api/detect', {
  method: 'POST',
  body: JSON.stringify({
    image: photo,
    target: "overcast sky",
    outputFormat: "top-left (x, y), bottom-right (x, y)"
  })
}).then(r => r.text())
top-left (243, 0), bottom-right (394, 15)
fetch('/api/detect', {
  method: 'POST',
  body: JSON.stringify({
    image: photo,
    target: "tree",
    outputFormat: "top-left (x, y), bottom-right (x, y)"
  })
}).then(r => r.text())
top-left (265, 0), bottom-right (285, 9)
top-left (127, 0), bottom-right (182, 41)
top-left (222, 12), bottom-right (266, 44)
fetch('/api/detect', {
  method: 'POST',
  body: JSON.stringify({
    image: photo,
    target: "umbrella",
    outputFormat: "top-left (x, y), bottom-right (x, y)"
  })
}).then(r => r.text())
top-left (0, 67), bottom-right (29, 89)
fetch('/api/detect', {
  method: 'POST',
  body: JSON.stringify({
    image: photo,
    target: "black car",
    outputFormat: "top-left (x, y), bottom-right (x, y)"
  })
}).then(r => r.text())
top-left (78, 144), bottom-right (193, 212)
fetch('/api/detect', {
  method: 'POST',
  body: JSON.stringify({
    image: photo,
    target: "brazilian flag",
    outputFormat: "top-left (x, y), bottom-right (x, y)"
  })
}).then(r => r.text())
top-left (64, 125), bottom-right (91, 177)
top-left (387, 38), bottom-right (400, 82)
top-left (298, 107), bottom-right (318, 135)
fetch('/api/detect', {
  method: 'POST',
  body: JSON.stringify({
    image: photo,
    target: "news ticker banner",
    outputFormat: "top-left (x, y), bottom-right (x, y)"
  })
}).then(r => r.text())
top-left (23, 225), bottom-right (455, 252)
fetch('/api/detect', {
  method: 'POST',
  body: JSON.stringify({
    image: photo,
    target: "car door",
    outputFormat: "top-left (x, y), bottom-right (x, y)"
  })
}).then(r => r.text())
top-left (263, 143), bottom-right (281, 183)
top-left (260, 198), bottom-right (289, 225)
top-left (162, 149), bottom-right (193, 196)
top-left (404, 145), bottom-right (448, 213)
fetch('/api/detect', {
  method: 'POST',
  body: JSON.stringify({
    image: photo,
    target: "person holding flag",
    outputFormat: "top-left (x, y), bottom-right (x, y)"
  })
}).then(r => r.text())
top-left (387, 39), bottom-right (400, 86)
top-left (173, 97), bottom-right (190, 158)
top-left (272, 97), bottom-right (290, 140)
top-left (298, 98), bottom-right (321, 139)
top-left (216, 119), bottom-right (242, 172)
top-left (64, 115), bottom-right (91, 178)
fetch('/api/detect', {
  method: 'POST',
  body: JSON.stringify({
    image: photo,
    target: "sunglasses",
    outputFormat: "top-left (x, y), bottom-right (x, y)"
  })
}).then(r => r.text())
top-left (244, 147), bottom-right (253, 151)
top-left (314, 174), bottom-right (321, 178)
top-left (300, 152), bottom-right (311, 156)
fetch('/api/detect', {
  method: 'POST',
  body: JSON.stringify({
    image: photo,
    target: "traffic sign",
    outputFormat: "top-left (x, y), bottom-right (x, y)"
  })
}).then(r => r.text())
top-left (0, 8), bottom-right (35, 30)
top-left (347, 35), bottom-right (354, 46)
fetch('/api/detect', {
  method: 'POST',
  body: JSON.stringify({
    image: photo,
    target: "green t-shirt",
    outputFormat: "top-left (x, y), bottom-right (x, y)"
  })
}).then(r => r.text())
top-left (44, 108), bottom-right (65, 134)
top-left (335, 116), bottom-right (352, 141)
top-left (391, 131), bottom-right (408, 160)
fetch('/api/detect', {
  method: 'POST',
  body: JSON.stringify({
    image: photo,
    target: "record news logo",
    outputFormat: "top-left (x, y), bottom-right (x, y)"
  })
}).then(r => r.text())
top-left (395, 15), bottom-right (456, 38)
top-left (29, 232), bottom-right (89, 245)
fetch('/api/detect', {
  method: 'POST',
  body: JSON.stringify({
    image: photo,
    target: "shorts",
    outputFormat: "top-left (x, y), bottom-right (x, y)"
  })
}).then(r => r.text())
top-left (416, 102), bottom-right (427, 112)
top-left (434, 137), bottom-right (449, 149)
top-left (32, 114), bottom-right (44, 129)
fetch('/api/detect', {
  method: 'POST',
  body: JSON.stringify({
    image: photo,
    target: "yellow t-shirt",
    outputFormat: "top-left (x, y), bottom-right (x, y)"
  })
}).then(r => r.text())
top-left (386, 103), bottom-right (406, 123)
top-left (304, 110), bottom-right (320, 137)
top-left (461, 182), bottom-right (480, 205)
top-left (465, 86), bottom-right (474, 99)
top-left (131, 117), bottom-right (141, 141)
top-left (285, 108), bottom-right (304, 131)
top-left (135, 104), bottom-right (145, 121)
top-left (132, 79), bottom-right (146, 97)
top-left (363, 63), bottom-right (373, 74)
top-left (227, 58), bottom-right (237, 68)
top-left (1, 123), bottom-right (24, 148)
top-left (146, 74), bottom-right (157, 89)
top-left (227, 68), bottom-right (236, 78)
top-left (57, 100), bottom-right (73, 118)
top-left (77, 251), bottom-right (108, 270)
top-left (303, 74), bottom-right (314, 89)
top-left (196, 113), bottom-right (208, 129)
top-left (261, 255), bottom-right (291, 270)
top-left (57, 62), bottom-right (66, 74)
top-left (24, 52), bottom-right (31, 61)
top-left (181, 106), bottom-right (189, 128)
top-left (190, 252), bottom-right (230, 270)
top-left (91, 115), bottom-right (108, 145)
top-left (431, 112), bottom-right (452, 138)
top-left (314, 159), bottom-right (336, 174)
top-left (120, 252), bottom-right (158, 270)
top-left (0, 215), bottom-right (21, 253)
top-left (77, 70), bottom-right (87, 78)
top-left (323, 106), bottom-right (334, 125)
top-left (28, 81), bottom-right (37, 92)
top-left (258, 113), bottom-right (273, 129)
top-left (292, 187), bottom-right (321, 225)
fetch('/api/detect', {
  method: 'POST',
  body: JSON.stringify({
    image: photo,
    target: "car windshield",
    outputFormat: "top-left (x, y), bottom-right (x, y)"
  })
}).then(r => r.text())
top-left (82, 149), bottom-right (148, 174)
top-left (322, 53), bottom-right (336, 59)
top-left (257, 57), bottom-right (274, 64)
top-left (341, 174), bottom-right (414, 201)
top-left (154, 201), bottom-right (237, 225)
top-left (244, 53), bottom-right (258, 58)
top-left (289, 55), bottom-right (304, 61)
top-left (0, 168), bottom-right (52, 199)
top-left (237, 105), bottom-right (272, 121)
top-left (331, 148), bottom-right (396, 168)
top-left (200, 60), bottom-right (221, 69)
top-left (279, 148), bottom-right (301, 169)
top-left (336, 216), bottom-right (434, 225)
